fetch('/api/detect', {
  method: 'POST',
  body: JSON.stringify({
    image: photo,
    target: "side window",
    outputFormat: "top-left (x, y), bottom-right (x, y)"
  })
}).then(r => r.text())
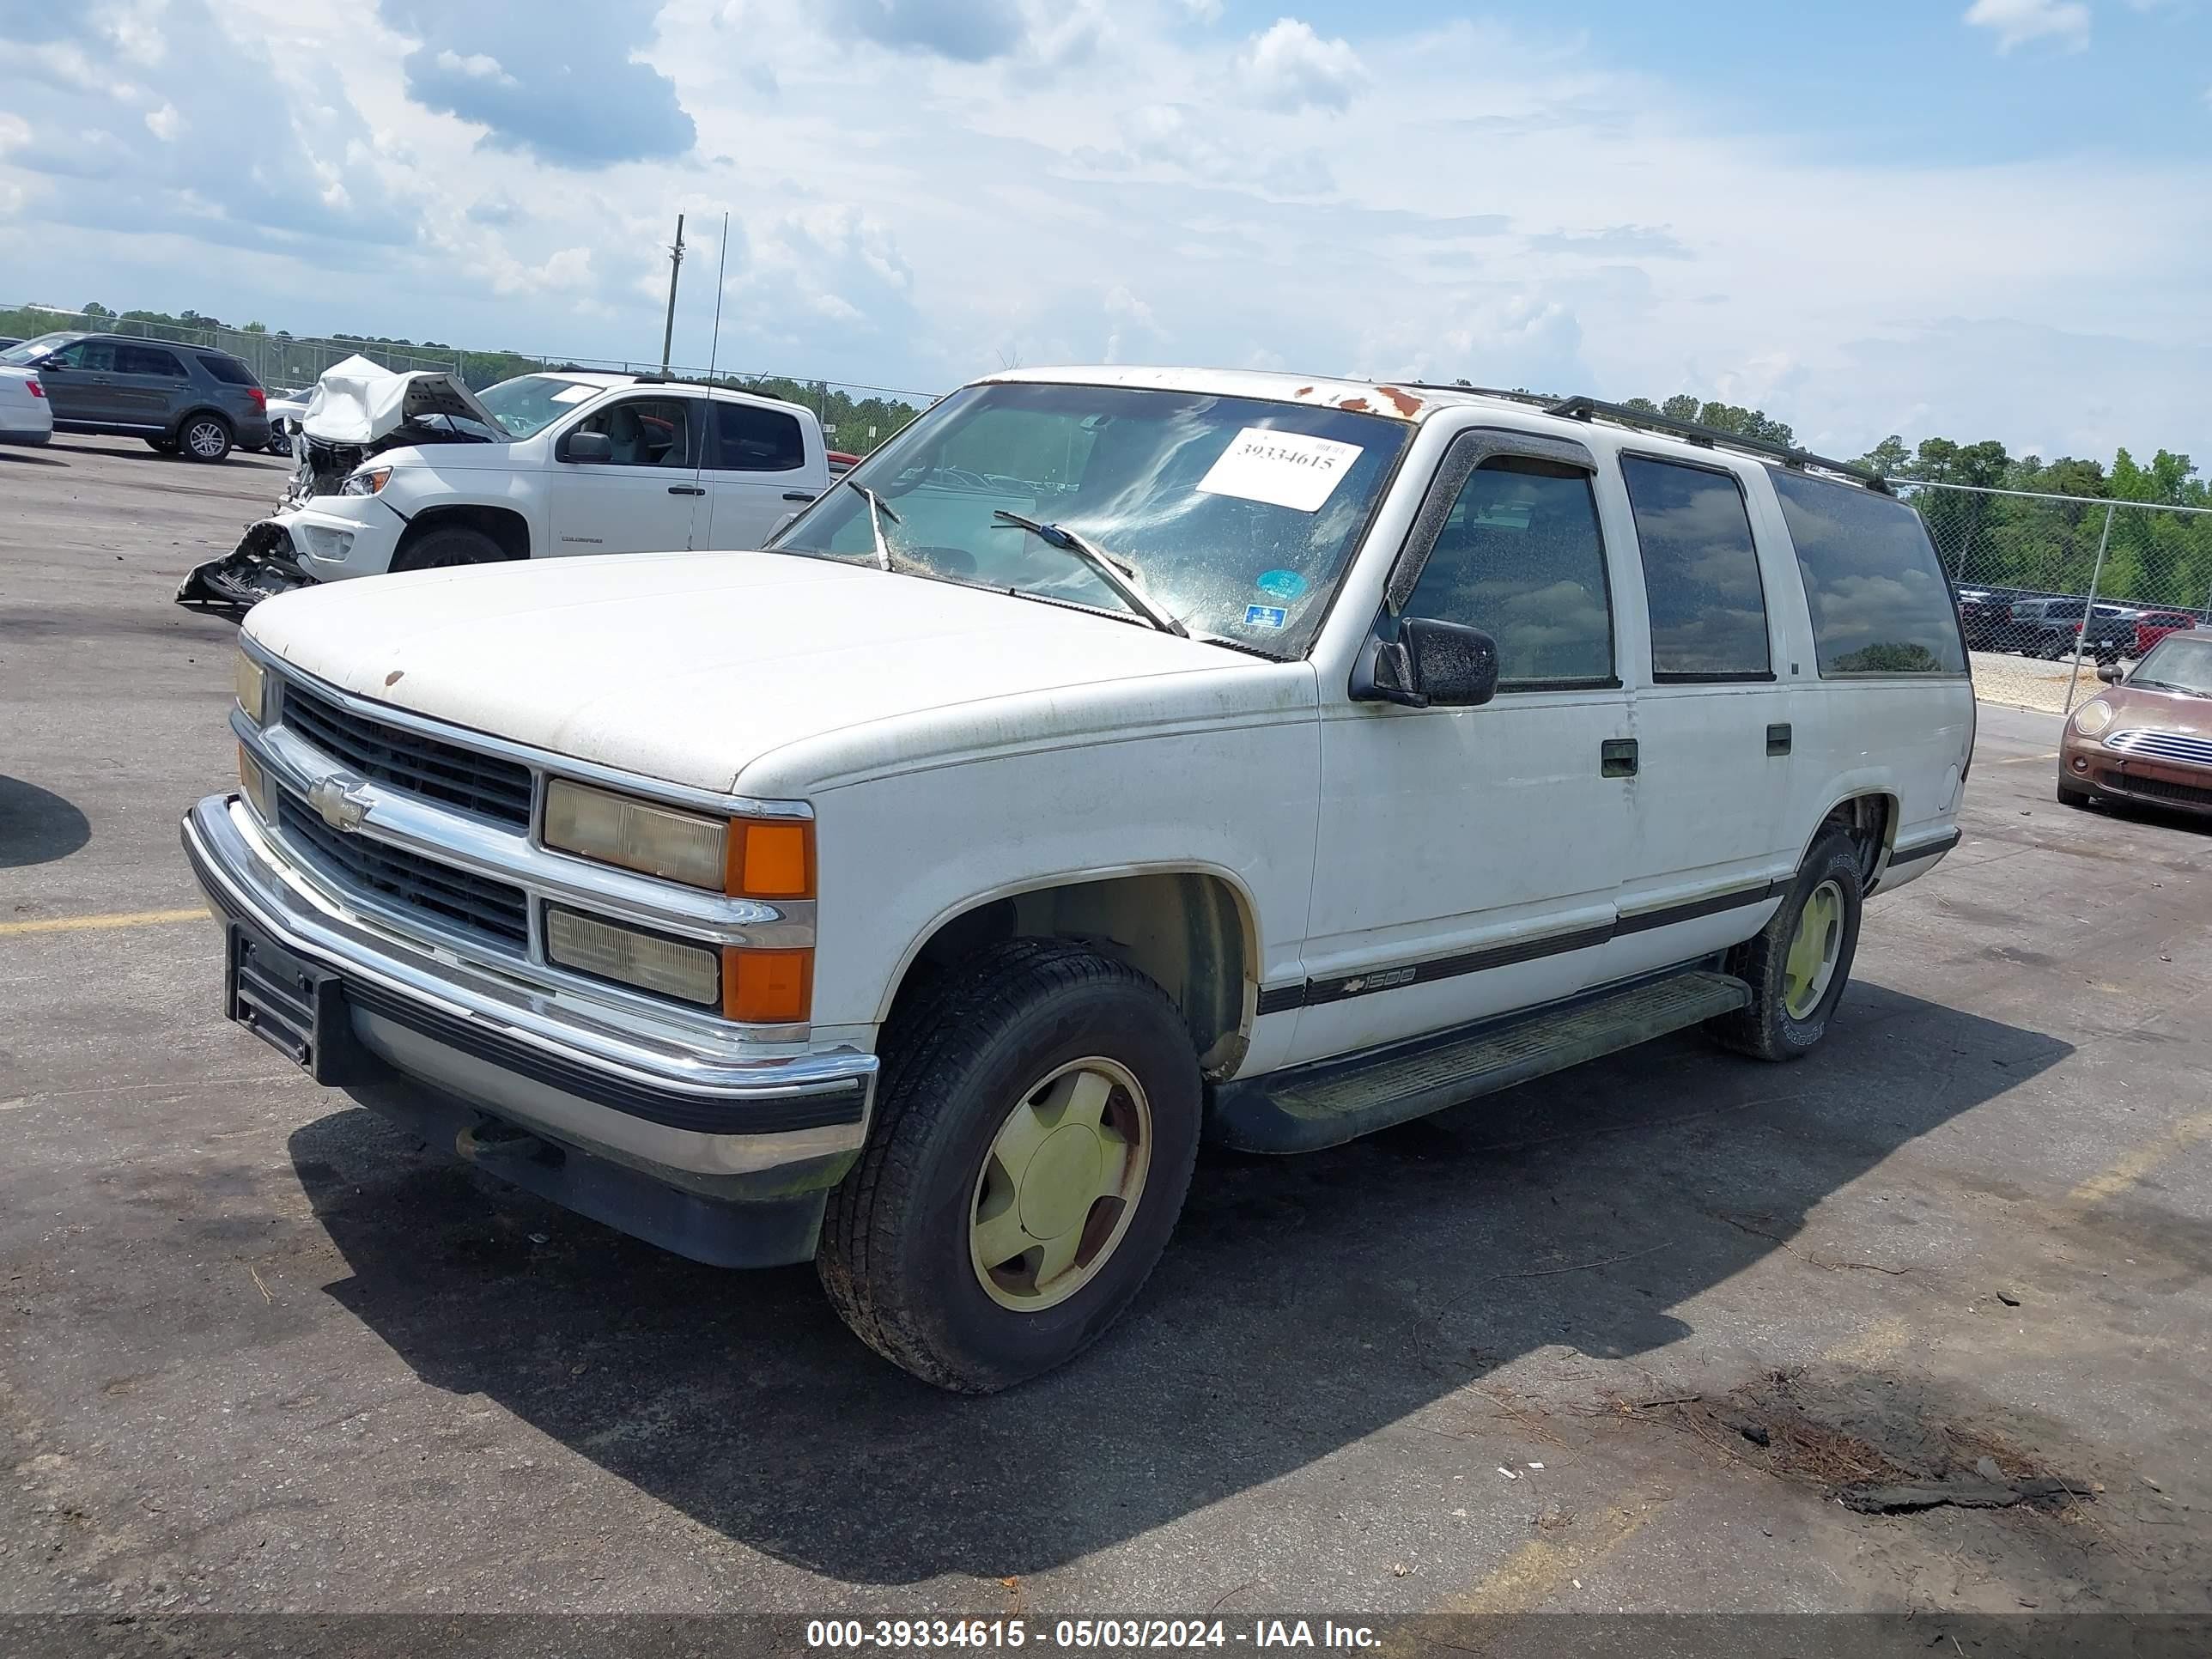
top-left (1403, 457), bottom-right (1615, 687)
top-left (711, 403), bottom-right (805, 472)
top-left (1771, 471), bottom-right (1968, 676)
top-left (118, 344), bottom-right (185, 377)
top-left (52, 340), bottom-right (120, 373)
top-left (1620, 456), bottom-right (1771, 679)
top-left (196, 353), bottom-right (256, 386)
top-left (574, 397), bottom-right (695, 468)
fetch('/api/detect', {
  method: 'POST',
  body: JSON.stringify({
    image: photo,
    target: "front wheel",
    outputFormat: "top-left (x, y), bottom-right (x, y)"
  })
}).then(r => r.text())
top-left (1707, 830), bottom-right (1864, 1062)
top-left (391, 526), bottom-right (503, 572)
top-left (2057, 780), bottom-right (2094, 809)
top-left (817, 940), bottom-right (1201, 1393)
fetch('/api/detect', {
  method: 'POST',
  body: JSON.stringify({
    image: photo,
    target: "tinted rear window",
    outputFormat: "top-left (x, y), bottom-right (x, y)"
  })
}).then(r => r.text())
top-left (118, 344), bottom-right (185, 377)
top-left (712, 402), bottom-right (805, 471)
top-left (1620, 455), bottom-right (1771, 678)
top-left (1771, 471), bottom-right (1967, 677)
top-left (196, 353), bottom-right (258, 386)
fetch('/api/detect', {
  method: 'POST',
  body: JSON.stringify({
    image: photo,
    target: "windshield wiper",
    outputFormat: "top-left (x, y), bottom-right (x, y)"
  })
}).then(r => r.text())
top-left (840, 477), bottom-right (902, 572)
top-left (989, 510), bottom-right (1187, 637)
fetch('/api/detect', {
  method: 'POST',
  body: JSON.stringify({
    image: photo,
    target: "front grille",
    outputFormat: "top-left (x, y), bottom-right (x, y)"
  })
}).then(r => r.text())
top-left (278, 794), bottom-right (529, 949)
top-left (2106, 728), bottom-right (2212, 769)
top-left (280, 681), bottom-right (533, 828)
top-left (2100, 770), bottom-right (2212, 809)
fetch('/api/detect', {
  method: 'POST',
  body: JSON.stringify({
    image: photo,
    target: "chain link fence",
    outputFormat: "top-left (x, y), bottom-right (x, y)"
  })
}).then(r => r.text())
top-left (2, 303), bottom-right (937, 456)
top-left (1896, 479), bottom-right (2212, 715)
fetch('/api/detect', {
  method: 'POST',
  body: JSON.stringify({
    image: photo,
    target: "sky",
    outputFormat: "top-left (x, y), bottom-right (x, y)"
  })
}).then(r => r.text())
top-left (1, 0), bottom-right (2208, 462)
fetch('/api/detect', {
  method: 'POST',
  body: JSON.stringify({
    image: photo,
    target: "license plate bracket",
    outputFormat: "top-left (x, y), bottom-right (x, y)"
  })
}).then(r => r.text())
top-left (225, 921), bottom-right (367, 1085)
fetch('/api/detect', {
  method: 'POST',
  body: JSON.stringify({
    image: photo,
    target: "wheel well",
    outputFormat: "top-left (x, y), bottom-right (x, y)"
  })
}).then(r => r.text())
top-left (1818, 793), bottom-right (1894, 883)
top-left (395, 504), bottom-right (530, 562)
top-left (888, 872), bottom-right (1254, 1078)
top-left (172, 406), bottom-right (233, 436)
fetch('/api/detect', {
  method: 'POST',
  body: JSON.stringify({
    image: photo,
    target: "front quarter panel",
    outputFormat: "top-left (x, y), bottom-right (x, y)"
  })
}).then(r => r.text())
top-left (790, 665), bottom-right (1322, 1076)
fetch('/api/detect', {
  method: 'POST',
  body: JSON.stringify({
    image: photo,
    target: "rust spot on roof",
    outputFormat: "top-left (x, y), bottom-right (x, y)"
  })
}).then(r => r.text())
top-left (1338, 396), bottom-right (1374, 413)
top-left (1374, 385), bottom-right (1424, 418)
top-left (1293, 386), bottom-right (1315, 398)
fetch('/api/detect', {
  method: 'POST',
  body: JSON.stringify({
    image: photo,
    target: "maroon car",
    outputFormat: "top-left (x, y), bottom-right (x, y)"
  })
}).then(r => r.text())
top-left (2060, 630), bottom-right (2212, 816)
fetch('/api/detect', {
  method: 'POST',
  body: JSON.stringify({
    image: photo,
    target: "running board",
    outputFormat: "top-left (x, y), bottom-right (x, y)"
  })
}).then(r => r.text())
top-left (1208, 969), bottom-right (1750, 1154)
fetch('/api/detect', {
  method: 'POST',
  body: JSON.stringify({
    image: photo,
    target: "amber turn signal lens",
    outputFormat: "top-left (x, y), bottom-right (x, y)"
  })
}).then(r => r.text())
top-left (722, 947), bottom-right (813, 1023)
top-left (725, 820), bottom-right (814, 899)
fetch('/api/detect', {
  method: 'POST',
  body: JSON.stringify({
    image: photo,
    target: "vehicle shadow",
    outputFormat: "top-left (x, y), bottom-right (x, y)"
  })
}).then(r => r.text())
top-left (293, 980), bottom-right (2067, 1585)
top-left (0, 449), bottom-right (68, 467)
top-left (0, 775), bottom-right (93, 866)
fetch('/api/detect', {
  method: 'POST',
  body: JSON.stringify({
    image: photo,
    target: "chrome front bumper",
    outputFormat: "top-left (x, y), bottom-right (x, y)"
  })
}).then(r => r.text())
top-left (181, 793), bottom-right (877, 1184)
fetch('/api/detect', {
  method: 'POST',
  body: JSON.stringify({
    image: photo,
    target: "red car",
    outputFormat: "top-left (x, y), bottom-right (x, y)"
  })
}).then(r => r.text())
top-left (2136, 611), bottom-right (2200, 657)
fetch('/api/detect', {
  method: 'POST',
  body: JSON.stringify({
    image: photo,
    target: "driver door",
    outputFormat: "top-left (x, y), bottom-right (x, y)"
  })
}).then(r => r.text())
top-left (548, 395), bottom-right (706, 556)
top-left (1289, 430), bottom-right (1636, 1066)
top-left (33, 338), bottom-right (125, 425)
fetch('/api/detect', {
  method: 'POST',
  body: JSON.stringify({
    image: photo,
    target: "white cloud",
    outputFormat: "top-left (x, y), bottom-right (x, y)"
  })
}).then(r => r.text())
top-left (1237, 18), bottom-right (1366, 112)
top-left (143, 102), bottom-right (180, 141)
top-left (1963, 0), bottom-right (2092, 53)
top-left (432, 48), bottom-right (517, 86)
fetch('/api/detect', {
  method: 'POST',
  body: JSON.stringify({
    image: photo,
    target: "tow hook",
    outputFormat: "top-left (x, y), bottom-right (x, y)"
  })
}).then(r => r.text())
top-left (455, 1119), bottom-right (556, 1166)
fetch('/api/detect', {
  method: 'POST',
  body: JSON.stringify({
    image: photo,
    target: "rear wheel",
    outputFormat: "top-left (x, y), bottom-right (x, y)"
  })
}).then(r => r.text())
top-left (391, 526), bottom-right (503, 572)
top-left (817, 939), bottom-right (1201, 1393)
top-left (179, 414), bottom-right (233, 462)
top-left (1708, 830), bottom-right (1863, 1063)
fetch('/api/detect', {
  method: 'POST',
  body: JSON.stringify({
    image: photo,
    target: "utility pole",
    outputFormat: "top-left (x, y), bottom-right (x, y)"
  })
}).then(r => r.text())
top-left (659, 214), bottom-right (685, 377)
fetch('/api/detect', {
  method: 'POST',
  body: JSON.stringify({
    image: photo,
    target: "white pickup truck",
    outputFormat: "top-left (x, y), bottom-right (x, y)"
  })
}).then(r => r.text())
top-left (184, 367), bottom-right (1973, 1391)
top-left (178, 365), bottom-right (831, 607)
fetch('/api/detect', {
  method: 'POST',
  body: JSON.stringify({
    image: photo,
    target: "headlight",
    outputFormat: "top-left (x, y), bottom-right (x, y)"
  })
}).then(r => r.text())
top-left (2073, 698), bottom-right (2114, 737)
top-left (542, 779), bottom-right (814, 898)
top-left (339, 465), bottom-right (392, 496)
top-left (544, 779), bottom-right (728, 890)
top-left (545, 908), bottom-right (720, 1006)
top-left (235, 650), bottom-right (266, 725)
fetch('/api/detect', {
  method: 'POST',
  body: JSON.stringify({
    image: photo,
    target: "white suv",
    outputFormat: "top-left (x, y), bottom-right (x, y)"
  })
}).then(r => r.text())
top-left (184, 367), bottom-right (1973, 1392)
top-left (180, 369), bottom-right (831, 605)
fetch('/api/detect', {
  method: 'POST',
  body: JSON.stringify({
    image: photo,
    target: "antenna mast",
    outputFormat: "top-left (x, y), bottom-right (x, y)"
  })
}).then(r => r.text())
top-left (659, 213), bottom-right (686, 376)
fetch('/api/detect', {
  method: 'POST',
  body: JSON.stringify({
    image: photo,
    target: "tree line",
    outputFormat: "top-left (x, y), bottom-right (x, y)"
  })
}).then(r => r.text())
top-left (0, 301), bottom-right (930, 457)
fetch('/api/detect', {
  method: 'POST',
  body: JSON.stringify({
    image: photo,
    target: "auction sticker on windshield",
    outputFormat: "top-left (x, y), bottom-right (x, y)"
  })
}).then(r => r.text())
top-left (1196, 428), bottom-right (1362, 514)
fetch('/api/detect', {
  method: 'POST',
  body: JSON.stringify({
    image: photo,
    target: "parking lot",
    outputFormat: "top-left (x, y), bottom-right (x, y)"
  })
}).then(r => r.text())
top-left (3, 435), bottom-right (2209, 1637)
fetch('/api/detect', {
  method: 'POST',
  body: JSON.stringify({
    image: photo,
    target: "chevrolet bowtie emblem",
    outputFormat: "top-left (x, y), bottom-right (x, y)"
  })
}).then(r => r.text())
top-left (307, 776), bottom-right (372, 834)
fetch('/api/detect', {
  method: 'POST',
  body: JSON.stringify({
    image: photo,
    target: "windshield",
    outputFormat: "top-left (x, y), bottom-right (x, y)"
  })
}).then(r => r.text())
top-left (767, 380), bottom-right (1410, 655)
top-left (0, 331), bottom-right (83, 366)
top-left (472, 374), bottom-right (605, 440)
top-left (2130, 634), bottom-right (2212, 695)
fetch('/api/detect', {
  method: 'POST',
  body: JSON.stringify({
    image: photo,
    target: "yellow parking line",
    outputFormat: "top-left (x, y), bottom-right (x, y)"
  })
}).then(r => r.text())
top-left (1445, 1500), bottom-right (1657, 1613)
top-left (1993, 752), bottom-right (2061, 764)
top-left (2068, 1110), bottom-right (2212, 1207)
top-left (0, 907), bottom-right (208, 938)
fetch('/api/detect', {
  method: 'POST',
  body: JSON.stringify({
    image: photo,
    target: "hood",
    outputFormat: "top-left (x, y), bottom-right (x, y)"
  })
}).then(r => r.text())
top-left (301, 355), bottom-right (501, 445)
top-left (2098, 682), bottom-right (2212, 737)
top-left (244, 552), bottom-right (1266, 795)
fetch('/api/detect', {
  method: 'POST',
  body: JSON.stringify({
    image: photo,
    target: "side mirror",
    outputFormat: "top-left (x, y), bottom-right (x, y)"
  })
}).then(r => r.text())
top-left (558, 430), bottom-right (612, 464)
top-left (2096, 661), bottom-right (2123, 684)
top-left (1352, 617), bottom-right (1500, 710)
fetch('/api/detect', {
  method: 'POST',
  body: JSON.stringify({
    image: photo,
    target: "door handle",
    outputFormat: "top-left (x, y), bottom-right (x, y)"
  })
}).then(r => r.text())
top-left (782, 490), bottom-right (817, 502)
top-left (1766, 722), bottom-right (1792, 757)
top-left (1601, 738), bottom-right (1638, 779)
top-left (666, 483), bottom-right (706, 495)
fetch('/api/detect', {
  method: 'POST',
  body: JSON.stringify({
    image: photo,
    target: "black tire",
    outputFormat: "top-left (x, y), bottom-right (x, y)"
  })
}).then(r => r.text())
top-left (390, 526), bottom-right (503, 573)
top-left (817, 939), bottom-right (1201, 1393)
top-left (1706, 830), bottom-right (1864, 1063)
top-left (178, 413), bottom-right (233, 462)
top-left (2057, 780), bottom-right (2094, 809)
top-left (145, 435), bottom-right (179, 454)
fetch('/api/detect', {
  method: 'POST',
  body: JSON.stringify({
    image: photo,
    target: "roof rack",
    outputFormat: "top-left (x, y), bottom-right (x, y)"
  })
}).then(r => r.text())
top-left (1405, 384), bottom-right (1892, 495)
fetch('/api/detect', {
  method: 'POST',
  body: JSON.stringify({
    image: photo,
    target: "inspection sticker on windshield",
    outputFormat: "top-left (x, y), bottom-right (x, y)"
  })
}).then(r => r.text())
top-left (1196, 428), bottom-right (1362, 514)
top-left (1243, 605), bottom-right (1289, 629)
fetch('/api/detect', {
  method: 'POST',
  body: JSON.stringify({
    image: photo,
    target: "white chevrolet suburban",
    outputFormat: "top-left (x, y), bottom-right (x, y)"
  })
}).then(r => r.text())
top-left (183, 368), bottom-right (1973, 1391)
top-left (178, 368), bottom-right (831, 607)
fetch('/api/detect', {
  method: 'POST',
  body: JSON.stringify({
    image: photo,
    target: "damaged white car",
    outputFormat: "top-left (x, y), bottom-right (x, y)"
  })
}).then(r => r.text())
top-left (179, 357), bottom-right (833, 611)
